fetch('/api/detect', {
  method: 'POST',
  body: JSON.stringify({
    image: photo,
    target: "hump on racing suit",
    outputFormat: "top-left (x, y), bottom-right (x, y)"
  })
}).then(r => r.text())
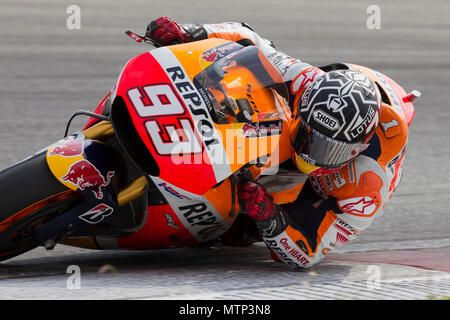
top-left (184, 21), bottom-right (409, 268)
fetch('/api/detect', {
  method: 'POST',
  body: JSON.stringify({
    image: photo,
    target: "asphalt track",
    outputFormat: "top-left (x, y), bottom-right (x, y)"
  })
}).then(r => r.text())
top-left (0, 0), bottom-right (449, 301)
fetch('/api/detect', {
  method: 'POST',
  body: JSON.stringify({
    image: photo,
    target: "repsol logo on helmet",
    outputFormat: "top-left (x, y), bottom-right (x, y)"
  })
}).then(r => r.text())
top-left (312, 110), bottom-right (339, 131)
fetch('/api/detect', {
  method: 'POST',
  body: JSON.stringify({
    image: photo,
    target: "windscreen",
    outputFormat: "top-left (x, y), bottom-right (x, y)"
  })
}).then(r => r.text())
top-left (193, 46), bottom-right (288, 125)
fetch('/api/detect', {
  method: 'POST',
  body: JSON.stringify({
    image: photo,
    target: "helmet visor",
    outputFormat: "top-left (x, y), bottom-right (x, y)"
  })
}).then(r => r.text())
top-left (292, 121), bottom-right (369, 169)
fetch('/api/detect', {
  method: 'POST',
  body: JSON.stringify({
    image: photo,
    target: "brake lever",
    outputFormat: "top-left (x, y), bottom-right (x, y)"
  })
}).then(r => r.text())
top-left (124, 30), bottom-right (161, 48)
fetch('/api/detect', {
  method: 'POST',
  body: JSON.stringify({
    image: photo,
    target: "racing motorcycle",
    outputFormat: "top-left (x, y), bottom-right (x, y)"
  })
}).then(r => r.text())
top-left (0, 30), bottom-right (418, 261)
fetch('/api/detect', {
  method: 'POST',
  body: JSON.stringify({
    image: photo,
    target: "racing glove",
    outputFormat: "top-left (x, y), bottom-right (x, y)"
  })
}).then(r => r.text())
top-left (146, 16), bottom-right (191, 46)
top-left (238, 182), bottom-right (288, 239)
top-left (238, 182), bottom-right (278, 221)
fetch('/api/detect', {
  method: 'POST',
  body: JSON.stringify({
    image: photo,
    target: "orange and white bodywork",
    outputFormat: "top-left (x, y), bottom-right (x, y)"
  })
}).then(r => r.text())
top-left (91, 37), bottom-right (296, 250)
top-left (64, 21), bottom-right (416, 270)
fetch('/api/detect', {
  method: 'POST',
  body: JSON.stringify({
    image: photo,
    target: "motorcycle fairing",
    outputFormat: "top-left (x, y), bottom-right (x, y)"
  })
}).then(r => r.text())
top-left (116, 175), bottom-right (237, 249)
top-left (114, 38), bottom-right (293, 196)
top-left (46, 134), bottom-right (118, 200)
top-left (114, 40), bottom-right (233, 196)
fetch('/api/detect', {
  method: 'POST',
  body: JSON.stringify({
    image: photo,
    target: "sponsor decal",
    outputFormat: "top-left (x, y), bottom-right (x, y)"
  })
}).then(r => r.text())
top-left (150, 176), bottom-right (228, 242)
top-left (312, 110), bottom-right (340, 131)
top-left (241, 120), bottom-right (282, 138)
top-left (79, 204), bottom-right (113, 224)
top-left (310, 167), bottom-right (339, 177)
top-left (323, 175), bottom-right (334, 192)
top-left (347, 160), bottom-right (356, 183)
top-left (158, 182), bottom-right (190, 200)
top-left (381, 119), bottom-right (399, 132)
top-left (164, 212), bottom-right (181, 230)
top-left (338, 196), bottom-right (376, 216)
top-left (333, 170), bottom-right (346, 188)
top-left (267, 52), bottom-right (299, 76)
top-left (177, 202), bottom-right (227, 241)
top-left (257, 112), bottom-right (281, 121)
top-left (264, 238), bottom-right (302, 267)
top-left (278, 237), bottom-right (310, 266)
top-left (246, 84), bottom-right (260, 114)
top-left (165, 66), bottom-right (220, 150)
top-left (292, 67), bottom-right (323, 94)
top-left (349, 107), bottom-right (378, 139)
top-left (333, 220), bottom-right (360, 236)
top-left (194, 82), bottom-right (214, 115)
top-left (299, 153), bottom-right (316, 166)
top-left (335, 232), bottom-right (350, 247)
top-left (199, 42), bottom-right (242, 69)
top-left (48, 138), bottom-right (83, 157)
top-left (61, 159), bottom-right (114, 200)
top-left (300, 85), bottom-right (313, 108)
top-left (156, 56), bottom-right (231, 182)
top-left (259, 220), bottom-right (277, 237)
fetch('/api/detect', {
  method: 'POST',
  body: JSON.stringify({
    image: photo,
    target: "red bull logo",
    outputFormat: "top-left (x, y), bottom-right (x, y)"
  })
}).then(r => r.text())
top-left (242, 120), bottom-right (282, 138)
top-left (201, 50), bottom-right (219, 63)
top-left (61, 159), bottom-right (115, 199)
top-left (48, 139), bottom-right (83, 157)
top-left (199, 42), bottom-right (242, 68)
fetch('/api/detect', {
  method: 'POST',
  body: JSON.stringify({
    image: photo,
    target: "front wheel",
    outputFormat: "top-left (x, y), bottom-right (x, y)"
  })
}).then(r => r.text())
top-left (0, 151), bottom-right (80, 262)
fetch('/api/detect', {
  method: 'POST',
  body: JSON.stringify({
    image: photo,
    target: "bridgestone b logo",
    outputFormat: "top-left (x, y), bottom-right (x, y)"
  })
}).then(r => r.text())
top-left (313, 110), bottom-right (339, 131)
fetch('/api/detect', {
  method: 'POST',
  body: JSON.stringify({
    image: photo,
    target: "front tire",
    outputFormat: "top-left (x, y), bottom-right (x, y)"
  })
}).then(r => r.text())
top-left (0, 151), bottom-right (80, 261)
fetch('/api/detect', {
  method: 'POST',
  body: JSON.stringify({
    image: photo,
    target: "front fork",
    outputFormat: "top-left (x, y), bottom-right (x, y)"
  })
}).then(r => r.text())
top-left (33, 187), bottom-right (119, 248)
top-left (35, 121), bottom-right (147, 247)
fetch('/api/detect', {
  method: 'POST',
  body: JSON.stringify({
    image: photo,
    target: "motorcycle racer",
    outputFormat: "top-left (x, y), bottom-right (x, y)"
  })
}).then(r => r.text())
top-left (145, 17), bottom-right (409, 268)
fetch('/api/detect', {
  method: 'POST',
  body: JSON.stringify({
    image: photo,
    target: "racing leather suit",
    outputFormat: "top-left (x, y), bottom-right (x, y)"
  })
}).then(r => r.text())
top-left (181, 22), bottom-right (408, 268)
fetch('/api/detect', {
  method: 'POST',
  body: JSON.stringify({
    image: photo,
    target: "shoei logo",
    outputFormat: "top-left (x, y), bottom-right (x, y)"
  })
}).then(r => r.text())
top-left (313, 110), bottom-right (339, 131)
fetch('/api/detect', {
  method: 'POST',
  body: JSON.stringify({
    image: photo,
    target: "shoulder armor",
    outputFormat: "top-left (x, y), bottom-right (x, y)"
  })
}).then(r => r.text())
top-left (376, 103), bottom-right (408, 168)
